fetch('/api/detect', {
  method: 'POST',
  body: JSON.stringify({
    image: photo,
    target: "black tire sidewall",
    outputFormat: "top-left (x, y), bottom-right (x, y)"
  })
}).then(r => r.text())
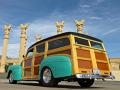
top-left (40, 67), bottom-right (58, 87)
top-left (78, 79), bottom-right (94, 88)
top-left (9, 73), bottom-right (17, 84)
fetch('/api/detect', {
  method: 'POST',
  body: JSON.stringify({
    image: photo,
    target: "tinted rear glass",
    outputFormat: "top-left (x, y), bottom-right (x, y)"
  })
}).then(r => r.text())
top-left (36, 43), bottom-right (45, 53)
top-left (75, 37), bottom-right (89, 46)
top-left (90, 41), bottom-right (103, 49)
top-left (48, 38), bottom-right (70, 50)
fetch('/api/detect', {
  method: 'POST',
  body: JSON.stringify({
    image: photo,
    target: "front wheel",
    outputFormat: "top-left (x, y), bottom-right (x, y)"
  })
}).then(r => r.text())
top-left (78, 79), bottom-right (94, 88)
top-left (40, 67), bottom-right (59, 87)
top-left (9, 73), bottom-right (17, 84)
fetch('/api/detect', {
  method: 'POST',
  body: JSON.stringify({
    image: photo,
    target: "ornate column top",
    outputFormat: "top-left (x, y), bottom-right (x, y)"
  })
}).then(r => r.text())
top-left (55, 21), bottom-right (64, 34)
top-left (3, 24), bottom-right (12, 35)
top-left (20, 24), bottom-right (28, 31)
top-left (75, 19), bottom-right (85, 33)
top-left (35, 34), bottom-right (42, 42)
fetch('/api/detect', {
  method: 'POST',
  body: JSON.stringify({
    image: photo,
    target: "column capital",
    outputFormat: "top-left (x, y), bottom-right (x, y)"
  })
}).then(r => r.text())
top-left (55, 21), bottom-right (64, 34)
top-left (74, 19), bottom-right (85, 33)
top-left (20, 24), bottom-right (28, 31)
top-left (35, 34), bottom-right (42, 42)
top-left (3, 24), bottom-right (12, 35)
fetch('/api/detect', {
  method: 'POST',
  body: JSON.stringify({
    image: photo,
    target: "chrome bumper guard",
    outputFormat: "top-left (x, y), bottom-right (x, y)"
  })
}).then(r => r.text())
top-left (76, 74), bottom-right (115, 79)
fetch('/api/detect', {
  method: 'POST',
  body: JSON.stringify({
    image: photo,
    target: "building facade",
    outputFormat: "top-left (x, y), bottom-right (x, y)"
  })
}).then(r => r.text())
top-left (0, 56), bottom-right (19, 67)
top-left (110, 58), bottom-right (120, 81)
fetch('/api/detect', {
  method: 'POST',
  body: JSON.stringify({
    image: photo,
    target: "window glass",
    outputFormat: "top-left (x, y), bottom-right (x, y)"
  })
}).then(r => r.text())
top-left (90, 41), bottom-right (103, 49)
top-left (27, 49), bottom-right (33, 57)
top-left (48, 38), bottom-right (70, 50)
top-left (75, 37), bottom-right (89, 46)
top-left (36, 43), bottom-right (45, 53)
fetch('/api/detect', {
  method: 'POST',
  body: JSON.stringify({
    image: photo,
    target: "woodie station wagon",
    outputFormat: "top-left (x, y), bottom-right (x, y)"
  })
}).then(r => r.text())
top-left (7, 32), bottom-right (113, 87)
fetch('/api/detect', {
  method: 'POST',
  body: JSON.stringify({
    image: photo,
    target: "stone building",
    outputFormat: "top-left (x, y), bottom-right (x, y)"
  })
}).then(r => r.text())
top-left (0, 55), bottom-right (19, 66)
top-left (110, 58), bottom-right (120, 81)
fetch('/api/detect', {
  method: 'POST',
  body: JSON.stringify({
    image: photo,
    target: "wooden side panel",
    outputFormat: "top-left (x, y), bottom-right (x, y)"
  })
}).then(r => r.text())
top-left (34, 55), bottom-right (44, 76)
top-left (34, 67), bottom-right (39, 75)
top-left (47, 49), bottom-right (71, 56)
top-left (76, 48), bottom-right (92, 73)
top-left (24, 68), bottom-right (31, 77)
top-left (97, 62), bottom-right (109, 70)
top-left (95, 52), bottom-right (107, 61)
top-left (34, 55), bottom-right (44, 65)
top-left (95, 51), bottom-right (109, 71)
top-left (76, 48), bottom-right (91, 58)
top-left (78, 59), bottom-right (92, 69)
top-left (24, 57), bottom-right (33, 78)
top-left (25, 59), bottom-right (32, 66)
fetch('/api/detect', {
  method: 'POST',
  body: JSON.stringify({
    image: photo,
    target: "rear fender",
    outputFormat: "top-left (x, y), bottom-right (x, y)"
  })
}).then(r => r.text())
top-left (7, 65), bottom-right (22, 80)
top-left (39, 55), bottom-right (72, 79)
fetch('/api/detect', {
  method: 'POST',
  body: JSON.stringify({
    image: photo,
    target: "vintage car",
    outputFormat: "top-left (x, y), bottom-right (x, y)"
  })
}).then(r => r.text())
top-left (7, 32), bottom-right (113, 87)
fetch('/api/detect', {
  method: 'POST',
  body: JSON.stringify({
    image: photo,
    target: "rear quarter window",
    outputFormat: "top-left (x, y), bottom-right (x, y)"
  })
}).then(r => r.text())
top-left (36, 43), bottom-right (45, 53)
top-left (48, 38), bottom-right (70, 50)
top-left (75, 37), bottom-right (89, 46)
top-left (90, 41), bottom-right (103, 49)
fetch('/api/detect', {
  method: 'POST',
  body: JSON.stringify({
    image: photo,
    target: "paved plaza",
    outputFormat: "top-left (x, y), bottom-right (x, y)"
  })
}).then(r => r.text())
top-left (0, 79), bottom-right (120, 90)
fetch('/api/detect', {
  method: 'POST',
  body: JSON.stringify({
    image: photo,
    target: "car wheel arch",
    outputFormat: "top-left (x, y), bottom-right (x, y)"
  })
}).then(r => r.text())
top-left (7, 70), bottom-right (12, 79)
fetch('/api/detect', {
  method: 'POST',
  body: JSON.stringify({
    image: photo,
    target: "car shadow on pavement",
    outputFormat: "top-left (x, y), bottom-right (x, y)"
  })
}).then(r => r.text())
top-left (4, 82), bottom-right (104, 89)
top-left (52, 85), bottom-right (104, 89)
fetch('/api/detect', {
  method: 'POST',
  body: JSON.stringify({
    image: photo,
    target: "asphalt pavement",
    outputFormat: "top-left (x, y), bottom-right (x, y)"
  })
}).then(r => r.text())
top-left (0, 79), bottom-right (120, 90)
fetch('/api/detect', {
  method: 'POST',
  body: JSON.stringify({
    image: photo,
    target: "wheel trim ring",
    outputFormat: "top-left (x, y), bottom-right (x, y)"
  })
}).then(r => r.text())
top-left (43, 69), bottom-right (52, 83)
top-left (9, 74), bottom-right (13, 83)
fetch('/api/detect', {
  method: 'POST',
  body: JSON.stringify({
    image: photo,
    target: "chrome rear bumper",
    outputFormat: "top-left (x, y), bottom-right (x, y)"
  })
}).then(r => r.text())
top-left (76, 74), bottom-right (115, 79)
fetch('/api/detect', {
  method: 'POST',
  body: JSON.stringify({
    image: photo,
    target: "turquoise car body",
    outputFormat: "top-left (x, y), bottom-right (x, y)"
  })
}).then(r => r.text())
top-left (7, 55), bottom-right (72, 80)
top-left (39, 56), bottom-right (72, 79)
top-left (7, 65), bottom-right (22, 80)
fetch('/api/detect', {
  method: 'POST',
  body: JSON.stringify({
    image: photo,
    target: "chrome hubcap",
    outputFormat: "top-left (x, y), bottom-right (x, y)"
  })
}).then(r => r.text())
top-left (9, 74), bottom-right (13, 83)
top-left (43, 68), bottom-right (51, 83)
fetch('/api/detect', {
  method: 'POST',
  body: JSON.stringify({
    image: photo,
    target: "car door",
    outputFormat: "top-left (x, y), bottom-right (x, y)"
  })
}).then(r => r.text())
top-left (33, 43), bottom-right (45, 79)
top-left (23, 48), bottom-right (33, 79)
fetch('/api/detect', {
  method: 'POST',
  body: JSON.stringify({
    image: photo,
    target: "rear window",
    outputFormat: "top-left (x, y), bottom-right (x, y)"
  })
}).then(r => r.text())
top-left (75, 37), bottom-right (89, 46)
top-left (36, 43), bottom-right (45, 53)
top-left (48, 38), bottom-right (70, 50)
top-left (90, 41), bottom-right (103, 49)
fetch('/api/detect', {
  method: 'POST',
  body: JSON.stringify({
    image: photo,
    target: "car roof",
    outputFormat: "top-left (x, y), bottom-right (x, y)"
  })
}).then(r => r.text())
top-left (28, 32), bottom-right (103, 50)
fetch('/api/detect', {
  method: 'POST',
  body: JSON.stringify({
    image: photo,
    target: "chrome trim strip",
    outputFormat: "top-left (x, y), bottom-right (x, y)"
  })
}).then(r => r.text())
top-left (76, 74), bottom-right (114, 79)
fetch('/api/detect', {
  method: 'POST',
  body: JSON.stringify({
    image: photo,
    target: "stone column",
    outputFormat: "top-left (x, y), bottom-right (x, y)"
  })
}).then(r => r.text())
top-left (35, 35), bottom-right (42, 42)
top-left (55, 21), bottom-right (64, 34)
top-left (19, 24), bottom-right (28, 63)
top-left (0, 24), bottom-right (11, 73)
top-left (75, 20), bottom-right (85, 33)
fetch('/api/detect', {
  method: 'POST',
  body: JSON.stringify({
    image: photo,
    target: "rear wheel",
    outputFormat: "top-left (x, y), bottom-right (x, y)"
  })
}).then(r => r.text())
top-left (78, 79), bottom-right (94, 88)
top-left (40, 67), bottom-right (59, 87)
top-left (9, 73), bottom-right (17, 84)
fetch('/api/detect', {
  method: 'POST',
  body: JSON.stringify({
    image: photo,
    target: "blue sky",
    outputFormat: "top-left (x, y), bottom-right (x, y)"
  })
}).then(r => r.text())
top-left (0, 0), bottom-right (120, 58)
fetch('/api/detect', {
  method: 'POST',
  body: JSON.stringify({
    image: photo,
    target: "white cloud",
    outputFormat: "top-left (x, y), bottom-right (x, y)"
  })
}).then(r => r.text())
top-left (93, 0), bottom-right (105, 5)
top-left (0, 43), bottom-right (19, 58)
top-left (102, 28), bottom-right (120, 36)
top-left (27, 19), bottom-right (75, 41)
top-left (90, 16), bottom-right (103, 20)
top-left (80, 5), bottom-right (91, 8)
top-left (96, 0), bottom-right (105, 4)
top-left (1, 18), bottom-right (76, 58)
top-left (7, 43), bottom-right (19, 58)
